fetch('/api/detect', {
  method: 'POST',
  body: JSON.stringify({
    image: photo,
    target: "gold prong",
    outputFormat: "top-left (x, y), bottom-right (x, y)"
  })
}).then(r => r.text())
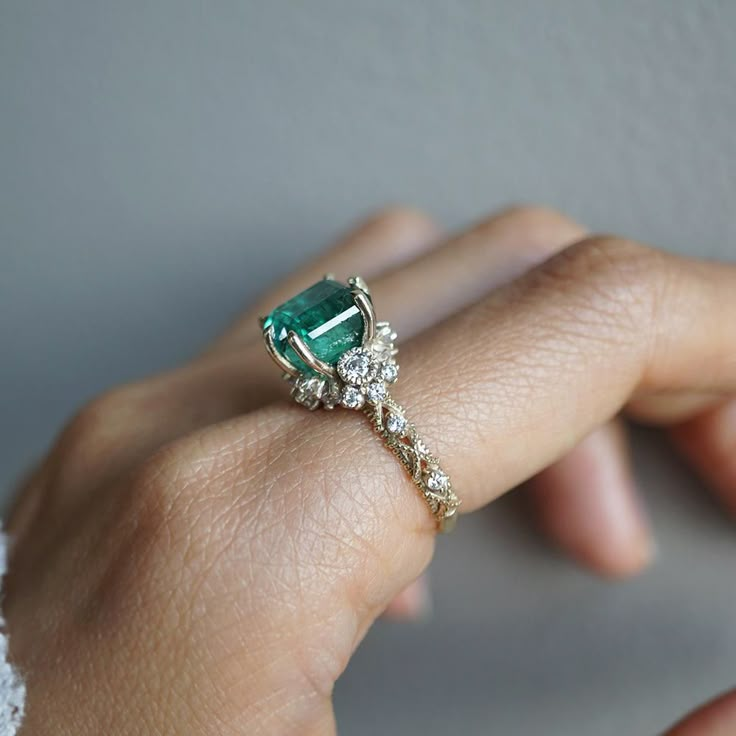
top-left (352, 289), bottom-right (376, 343)
top-left (286, 331), bottom-right (336, 378)
top-left (347, 275), bottom-right (370, 295)
top-left (263, 325), bottom-right (299, 377)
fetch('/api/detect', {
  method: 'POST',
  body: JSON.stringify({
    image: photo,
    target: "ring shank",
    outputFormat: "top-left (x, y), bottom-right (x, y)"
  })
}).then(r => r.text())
top-left (363, 392), bottom-right (460, 533)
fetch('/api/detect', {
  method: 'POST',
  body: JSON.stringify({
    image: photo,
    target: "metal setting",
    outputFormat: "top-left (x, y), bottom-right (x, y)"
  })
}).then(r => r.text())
top-left (262, 276), bottom-right (460, 532)
top-left (351, 289), bottom-right (376, 343)
top-left (347, 274), bottom-right (371, 295)
top-left (366, 395), bottom-right (460, 532)
top-left (264, 324), bottom-right (299, 377)
top-left (286, 330), bottom-right (337, 379)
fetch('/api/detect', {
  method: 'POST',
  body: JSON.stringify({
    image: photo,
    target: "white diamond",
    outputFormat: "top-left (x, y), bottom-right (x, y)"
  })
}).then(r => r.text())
top-left (292, 376), bottom-right (326, 410)
top-left (322, 382), bottom-right (341, 409)
top-left (381, 362), bottom-right (399, 383)
top-left (340, 385), bottom-right (365, 409)
top-left (426, 469), bottom-right (449, 493)
top-left (385, 413), bottom-right (407, 434)
top-left (365, 381), bottom-right (387, 404)
top-left (337, 349), bottom-right (374, 385)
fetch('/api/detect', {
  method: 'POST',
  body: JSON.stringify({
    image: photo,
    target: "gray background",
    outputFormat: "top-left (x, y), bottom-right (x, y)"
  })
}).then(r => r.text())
top-left (2, 2), bottom-right (735, 734)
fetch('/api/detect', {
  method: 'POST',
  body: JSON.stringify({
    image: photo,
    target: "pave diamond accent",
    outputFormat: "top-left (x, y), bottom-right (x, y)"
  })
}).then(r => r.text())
top-left (365, 381), bottom-right (387, 404)
top-left (426, 469), bottom-right (450, 493)
top-left (381, 362), bottom-right (399, 383)
top-left (385, 412), bottom-right (407, 435)
top-left (291, 375), bottom-right (326, 410)
top-left (340, 385), bottom-right (365, 410)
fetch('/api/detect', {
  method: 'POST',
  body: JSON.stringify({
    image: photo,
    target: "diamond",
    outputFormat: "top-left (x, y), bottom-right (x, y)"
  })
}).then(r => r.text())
top-left (365, 381), bottom-right (387, 404)
top-left (321, 382), bottom-right (342, 409)
top-left (291, 376), bottom-right (325, 410)
top-left (426, 469), bottom-right (449, 493)
top-left (381, 362), bottom-right (399, 383)
top-left (264, 279), bottom-right (365, 374)
top-left (385, 412), bottom-right (407, 435)
top-left (340, 385), bottom-right (365, 410)
top-left (337, 348), bottom-right (375, 385)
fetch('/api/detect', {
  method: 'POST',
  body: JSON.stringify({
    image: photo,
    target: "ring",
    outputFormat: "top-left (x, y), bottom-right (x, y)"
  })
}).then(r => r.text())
top-left (261, 275), bottom-right (461, 532)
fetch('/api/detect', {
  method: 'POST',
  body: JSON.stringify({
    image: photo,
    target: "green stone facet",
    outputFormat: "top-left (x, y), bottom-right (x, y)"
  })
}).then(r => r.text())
top-left (264, 279), bottom-right (365, 373)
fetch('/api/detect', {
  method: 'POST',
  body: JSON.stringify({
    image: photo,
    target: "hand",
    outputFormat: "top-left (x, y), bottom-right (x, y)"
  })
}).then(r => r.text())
top-left (7, 206), bottom-right (736, 735)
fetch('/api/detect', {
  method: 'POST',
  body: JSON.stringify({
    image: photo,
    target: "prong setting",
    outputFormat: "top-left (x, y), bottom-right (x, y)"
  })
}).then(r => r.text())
top-left (287, 330), bottom-right (337, 379)
top-left (352, 289), bottom-right (376, 343)
top-left (264, 324), bottom-right (299, 376)
top-left (347, 275), bottom-right (370, 295)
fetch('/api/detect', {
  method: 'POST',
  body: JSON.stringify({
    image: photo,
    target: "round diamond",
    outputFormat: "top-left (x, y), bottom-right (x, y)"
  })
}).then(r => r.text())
top-left (426, 469), bottom-right (449, 493)
top-left (322, 382), bottom-right (342, 409)
top-left (365, 381), bottom-right (387, 404)
top-left (340, 385), bottom-right (365, 410)
top-left (337, 349), bottom-right (374, 385)
top-left (381, 362), bottom-right (399, 383)
top-left (385, 412), bottom-right (407, 435)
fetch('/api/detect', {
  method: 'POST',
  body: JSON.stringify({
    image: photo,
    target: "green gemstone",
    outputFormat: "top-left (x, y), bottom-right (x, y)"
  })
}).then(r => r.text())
top-left (264, 279), bottom-right (365, 373)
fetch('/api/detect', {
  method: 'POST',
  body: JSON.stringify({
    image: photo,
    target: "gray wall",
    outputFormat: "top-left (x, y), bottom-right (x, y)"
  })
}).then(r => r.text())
top-left (2, 2), bottom-right (735, 734)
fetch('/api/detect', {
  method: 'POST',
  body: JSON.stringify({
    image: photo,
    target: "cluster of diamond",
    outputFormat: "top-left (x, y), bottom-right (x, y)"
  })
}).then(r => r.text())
top-left (289, 321), bottom-right (399, 411)
top-left (336, 347), bottom-right (398, 410)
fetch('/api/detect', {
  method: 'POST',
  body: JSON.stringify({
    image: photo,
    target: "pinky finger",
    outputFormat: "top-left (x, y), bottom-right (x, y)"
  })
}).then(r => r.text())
top-left (527, 421), bottom-right (655, 578)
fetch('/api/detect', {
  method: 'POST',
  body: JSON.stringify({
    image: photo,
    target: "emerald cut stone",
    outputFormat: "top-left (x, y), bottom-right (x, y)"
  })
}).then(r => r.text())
top-left (264, 279), bottom-right (365, 373)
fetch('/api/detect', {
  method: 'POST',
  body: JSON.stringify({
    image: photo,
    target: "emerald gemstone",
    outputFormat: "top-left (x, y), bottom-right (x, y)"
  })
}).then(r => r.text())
top-left (264, 279), bottom-right (365, 373)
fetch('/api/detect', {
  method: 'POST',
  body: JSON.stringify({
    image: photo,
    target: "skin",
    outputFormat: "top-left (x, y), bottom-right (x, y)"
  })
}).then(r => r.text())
top-left (6, 205), bottom-right (736, 734)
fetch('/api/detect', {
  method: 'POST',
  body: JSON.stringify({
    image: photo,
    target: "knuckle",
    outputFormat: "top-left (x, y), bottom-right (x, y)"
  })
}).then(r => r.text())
top-left (133, 426), bottom-right (243, 521)
top-left (64, 386), bottom-right (135, 445)
top-left (544, 235), bottom-right (667, 331)
top-left (126, 410), bottom-right (282, 550)
top-left (51, 385), bottom-right (140, 481)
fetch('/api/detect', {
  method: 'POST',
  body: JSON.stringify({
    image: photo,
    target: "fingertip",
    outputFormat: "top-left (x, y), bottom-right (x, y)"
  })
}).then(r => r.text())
top-left (530, 422), bottom-right (656, 580)
top-left (665, 689), bottom-right (736, 736)
top-left (586, 529), bottom-right (657, 580)
top-left (383, 575), bottom-right (432, 621)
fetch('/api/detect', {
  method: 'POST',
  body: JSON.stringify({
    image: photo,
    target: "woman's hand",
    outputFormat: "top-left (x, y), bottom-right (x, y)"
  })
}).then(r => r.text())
top-left (7, 206), bottom-right (736, 735)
